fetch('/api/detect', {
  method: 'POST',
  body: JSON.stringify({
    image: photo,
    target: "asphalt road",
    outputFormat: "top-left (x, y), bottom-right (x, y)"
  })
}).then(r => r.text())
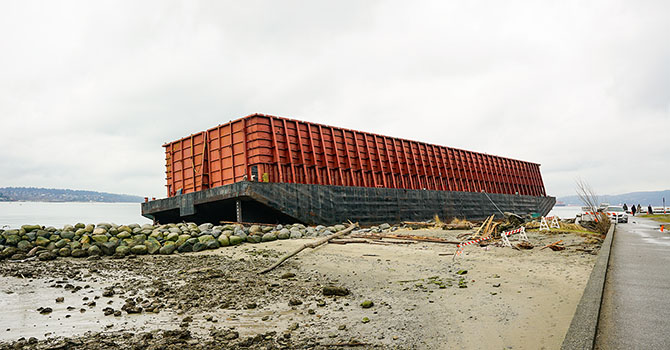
top-left (595, 217), bottom-right (670, 349)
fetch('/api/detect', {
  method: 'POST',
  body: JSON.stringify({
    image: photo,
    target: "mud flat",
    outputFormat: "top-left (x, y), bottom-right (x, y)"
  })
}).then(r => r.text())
top-left (0, 227), bottom-right (600, 349)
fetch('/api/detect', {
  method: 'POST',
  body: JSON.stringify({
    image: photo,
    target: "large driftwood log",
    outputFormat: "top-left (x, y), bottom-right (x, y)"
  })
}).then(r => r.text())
top-left (258, 223), bottom-right (358, 274)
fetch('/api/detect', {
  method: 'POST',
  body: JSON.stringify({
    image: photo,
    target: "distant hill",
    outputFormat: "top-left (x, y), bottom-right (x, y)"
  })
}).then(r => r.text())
top-left (0, 187), bottom-right (144, 203)
top-left (558, 190), bottom-right (670, 206)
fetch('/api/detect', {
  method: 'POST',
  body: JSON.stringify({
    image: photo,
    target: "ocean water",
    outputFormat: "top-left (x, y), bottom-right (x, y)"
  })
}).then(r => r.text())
top-left (547, 205), bottom-right (582, 219)
top-left (0, 202), bottom-right (151, 229)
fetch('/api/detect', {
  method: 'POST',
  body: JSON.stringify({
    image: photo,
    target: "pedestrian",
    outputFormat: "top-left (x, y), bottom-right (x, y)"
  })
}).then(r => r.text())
top-left (637, 204), bottom-right (642, 214)
top-left (631, 205), bottom-right (636, 216)
top-left (623, 203), bottom-right (628, 212)
top-left (648, 204), bottom-right (653, 215)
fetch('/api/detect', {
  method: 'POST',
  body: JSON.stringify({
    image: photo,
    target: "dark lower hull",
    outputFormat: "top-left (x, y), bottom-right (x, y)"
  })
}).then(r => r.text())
top-left (141, 181), bottom-right (555, 226)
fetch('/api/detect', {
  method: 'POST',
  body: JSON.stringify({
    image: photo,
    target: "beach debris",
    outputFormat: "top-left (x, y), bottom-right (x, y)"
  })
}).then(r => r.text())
top-left (540, 240), bottom-right (564, 250)
top-left (548, 245), bottom-right (566, 251)
top-left (516, 241), bottom-right (534, 250)
top-left (258, 223), bottom-right (358, 274)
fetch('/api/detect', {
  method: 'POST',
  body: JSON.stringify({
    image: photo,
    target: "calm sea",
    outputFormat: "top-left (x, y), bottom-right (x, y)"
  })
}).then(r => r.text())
top-left (0, 202), bottom-right (151, 229)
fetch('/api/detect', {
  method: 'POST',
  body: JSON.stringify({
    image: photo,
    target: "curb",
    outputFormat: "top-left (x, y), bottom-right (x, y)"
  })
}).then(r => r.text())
top-left (561, 223), bottom-right (616, 350)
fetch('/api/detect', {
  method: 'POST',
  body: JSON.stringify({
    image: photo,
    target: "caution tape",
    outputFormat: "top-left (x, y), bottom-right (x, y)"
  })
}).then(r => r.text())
top-left (455, 227), bottom-right (526, 256)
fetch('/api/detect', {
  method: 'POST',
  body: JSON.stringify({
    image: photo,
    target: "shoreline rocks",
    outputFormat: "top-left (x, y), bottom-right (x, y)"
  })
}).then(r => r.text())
top-left (0, 221), bottom-right (396, 262)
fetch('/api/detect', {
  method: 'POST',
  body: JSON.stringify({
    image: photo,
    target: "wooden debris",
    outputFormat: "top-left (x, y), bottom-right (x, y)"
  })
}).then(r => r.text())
top-left (516, 241), bottom-right (534, 250)
top-left (259, 223), bottom-right (358, 274)
top-left (540, 240), bottom-right (563, 250)
top-left (351, 233), bottom-right (460, 245)
top-left (549, 245), bottom-right (566, 251)
top-left (473, 215), bottom-right (495, 239)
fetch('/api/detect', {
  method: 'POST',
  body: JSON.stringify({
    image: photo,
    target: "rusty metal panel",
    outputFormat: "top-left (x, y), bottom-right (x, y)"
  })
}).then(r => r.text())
top-left (163, 113), bottom-right (549, 198)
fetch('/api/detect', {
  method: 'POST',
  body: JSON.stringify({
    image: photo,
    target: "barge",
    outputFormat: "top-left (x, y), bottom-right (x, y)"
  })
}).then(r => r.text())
top-left (142, 113), bottom-right (554, 225)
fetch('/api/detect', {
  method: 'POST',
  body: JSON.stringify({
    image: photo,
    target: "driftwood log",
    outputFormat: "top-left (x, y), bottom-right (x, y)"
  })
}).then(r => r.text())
top-left (258, 223), bottom-right (358, 274)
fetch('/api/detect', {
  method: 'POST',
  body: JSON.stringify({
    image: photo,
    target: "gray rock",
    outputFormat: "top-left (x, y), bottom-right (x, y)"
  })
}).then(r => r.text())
top-left (198, 223), bottom-right (213, 232)
top-left (275, 224), bottom-right (283, 231)
top-left (55, 239), bottom-right (68, 249)
top-left (166, 232), bottom-right (180, 241)
top-left (101, 241), bottom-right (117, 256)
top-left (323, 286), bottom-right (350, 296)
top-left (198, 235), bottom-right (215, 243)
top-left (21, 225), bottom-right (41, 232)
top-left (277, 230), bottom-right (290, 240)
top-left (229, 235), bottom-right (244, 245)
top-left (205, 240), bottom-right (219, 249)
top-left (210, 229), bottom-right (222, 238)
top-left (379, 223), bottom-right (391, 230)
top-left (58, 247), bottom-right (71, 257)
top-left (247, 235), bottom-right (262, 243)
top-left (145, 239), bottom-right (161, 254)
top-left (17, 240), bottom-right (32, 252)
top-left (60, 231), bottom-right (75, 240)
top-left (262, 233), bottom-right (277, 242)
top-left (290, 231), bottom-right (303, 239)
top-left (334, 224), bottom-right (346, 232)
top-left (192, 242), bottom-right (207, 252)
top-left (186, 237), bottom-right (199, 245)
top-left (249, 225), bottom-right (262, 234)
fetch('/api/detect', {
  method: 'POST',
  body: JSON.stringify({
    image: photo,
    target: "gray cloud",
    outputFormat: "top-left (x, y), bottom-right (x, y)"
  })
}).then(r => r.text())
top-left (1, 0), bottom-right (668, 198)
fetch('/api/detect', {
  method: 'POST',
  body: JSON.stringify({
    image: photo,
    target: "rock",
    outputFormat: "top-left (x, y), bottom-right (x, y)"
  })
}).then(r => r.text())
top-left (38, 251), bottom-right (57, 261)
top-left (69, 241), bottom-right (81, 250)
top-left (220, 230), bottom-right (233, 237)
top-left (58, 247), bottom-right (71, 257)
top-left (166, 232), bottom-right (179, 241)
top-left (262, 233), bottom-right (277, 242)
top-left (91, 235), bottom-right (108, 243)
top-left (88, 245), bottom-right (102, 256)
top-left (229, 235), bottom-right (244, 246)
top-left (56, 297), bottom-right (64, 303)
top-left (334, 224), bottom-right (346, 232)
top-left (54, 239), bottom-right (67, 249)
top-left (249, 225), bottom-right (262, 234)
top-left (21, 225), bottom-right (41, 232)
top-left (224, 331), bottom-right (239, 340)
top-left (205, 240), bottom-right (219, 250)
top-left (71, 249), bottom-right (87, 258)
top-left (17, 240), bottom-right (32, 252)
top-left (278, 229), bottom-right (290, 240)
top-left (92, 228), bottom-right (107, 235)
top-left (198, 223), bottom-right (213, 232)
top-left (288, 298), bottom-right (303, 306)
top-left (27, 246), bottom-right (45, 257)
top-left (247, 235), bottom-right (262, 243)
top-left (117, 232), bottom-right (131, 239)
top-left (379, 223), bottom-right (391, 230)
top-left (80, 235), bottom-right (91, 244)
top-left (281, 272), bottom-right (296, 279)
top-left (145, 239), bottom-right (161, 254)
top-left (103, 307), bottom-right (114, 316)
top-left (323, 286), bottom-right (350, 296)
top-left (159, 243), bottom-right (177, 255)
top-left (290, 231), bottom-right (302, 239)
top-left (60, 231), bottom-right (75, 240)
top-left (177, 242), bottom-right (193, 253)
top-left (246, 302), bottom-right (257, 309)
top-left (456, 270), bottom-right (468, 275)
top-left (115, 245), bottom-right (130, 257)
top-left (360, 300), bottom-right (374, 308)
top-left (5, 235), bottom-right (20, 246)
top-left (217, 235), bottom-right (230, 247)
top-left (185, 237), bottom-right (199, 245)
top-left (198, 235), bottom-right (215, 243)
top-left (192, 242), bottom-right (207, 252)
top-left (1, 247), bottom-right (18, 259)
top-left (175, 234), bottom-right (191, 246)
top-left (100, 241), bottom-right (117, 256)
top-left (130, 245), bottom-right (148, 255)
top-left (74, 223), bottom-right (85, 229)
top-left (39, 307), bottom-right (53, 314)
top-left (362, 317), bottom-right (370, 323)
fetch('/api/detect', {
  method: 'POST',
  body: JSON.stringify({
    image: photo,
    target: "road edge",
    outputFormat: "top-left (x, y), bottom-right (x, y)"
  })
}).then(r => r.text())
top-left (560, 223), bottom-right (616, 350)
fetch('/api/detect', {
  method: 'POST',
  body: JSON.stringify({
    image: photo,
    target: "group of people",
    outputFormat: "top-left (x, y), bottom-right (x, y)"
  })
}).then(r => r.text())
top-left (623, 203), bottom-right (654, 216)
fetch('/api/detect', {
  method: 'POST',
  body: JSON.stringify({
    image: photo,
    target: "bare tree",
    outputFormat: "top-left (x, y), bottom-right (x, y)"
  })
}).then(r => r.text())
top-left (575, 179), bottom-right (610, 234)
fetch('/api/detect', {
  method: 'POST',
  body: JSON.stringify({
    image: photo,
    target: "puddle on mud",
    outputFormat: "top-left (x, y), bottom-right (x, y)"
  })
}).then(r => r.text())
top-left (0, 276), bottom-right (179, 341)
top-left (0, 275), bottom-right (303, 342)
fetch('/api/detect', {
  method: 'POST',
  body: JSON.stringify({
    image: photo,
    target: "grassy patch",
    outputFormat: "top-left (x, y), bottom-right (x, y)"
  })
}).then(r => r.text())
top-left (640, 214), bottom-right (670, 223)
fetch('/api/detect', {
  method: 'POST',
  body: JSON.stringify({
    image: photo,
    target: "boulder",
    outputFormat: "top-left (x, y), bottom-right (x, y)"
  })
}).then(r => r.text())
top-left (88, 245), bottom-right (102, 256)
top-left (290, 231), bottom-right (303, 239)
top-left (71, 249), bottom-right (87, 258)
top-left (17, 240), bottom-right (32, 252)
top-left (91, 235), bottom-right (108, 243)
top-left (37, 251), bottom-right (57, 261)
top-left (60, 231), bottom-right (75, 240)
top-left (117, 232), bottom-right (131, 239)
top-left (58, 247), bottom-right (71, 257)
top-left (278, 229), bottom-right (290, 240)
top-left (217, 235), bottom-right (230, 247)
top-left (21, 225), bottom-right (41, 232)
top-left (262, 233), bottom-right (277, 242)
top-left (192, 242), bottom-right (207, 252)
top-left (35, 236), bottom-right (50, 247)
top-left (205, 240), bottom-right (219, 250)
top-left (229, 235), bottom-right (244, 246)
top-left (130, 245), bottom-right (148, 255)
top-left (177, 242), bottom-right (193, 253)
top-left (92, 228), bottom-right (107, 235)
top-left (115, 245), bottom-right (130, 257)
top-left (166, 232), bottom-right (179, 241)
top-left (247, 235), bottom-right (262, 243)
top-left (145, 239), bottom-right (161, 255)
top-left (198, 223), bottom-right (213, 232)
top-left (55, 239), bottom-right (69, 249)
top-left (249, 225), bottom-right (262, 234)
top-left (198, 235), bottom-right (215, 243)
top-left (5, 235), bottom-right (20, 246)
top-left (159, 243), bottom-right (177, 255)
top-left (101, 242), bottom-right (117, 256)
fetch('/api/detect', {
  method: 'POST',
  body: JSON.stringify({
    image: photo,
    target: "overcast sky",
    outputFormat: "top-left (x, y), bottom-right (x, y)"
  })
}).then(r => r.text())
top-left (1, 0), bottom-right (668, 198)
